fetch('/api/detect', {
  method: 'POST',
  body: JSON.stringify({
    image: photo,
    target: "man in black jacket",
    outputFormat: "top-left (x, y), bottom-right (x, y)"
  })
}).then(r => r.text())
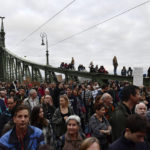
top-left (108, 114), bottom-right (150, 150)
top-left (111, 85), bottom-right (141, 141)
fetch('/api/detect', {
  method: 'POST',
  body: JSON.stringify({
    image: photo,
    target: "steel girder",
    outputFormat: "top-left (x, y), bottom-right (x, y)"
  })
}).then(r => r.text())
top-left (0, 47), bottom-right (58, 83)
top-left (1, 47), bottom-right (150, 85)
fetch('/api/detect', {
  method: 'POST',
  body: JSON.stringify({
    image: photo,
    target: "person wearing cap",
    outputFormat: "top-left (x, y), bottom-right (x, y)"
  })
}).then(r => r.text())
top-left (58, 115), bottom-right (85, 150)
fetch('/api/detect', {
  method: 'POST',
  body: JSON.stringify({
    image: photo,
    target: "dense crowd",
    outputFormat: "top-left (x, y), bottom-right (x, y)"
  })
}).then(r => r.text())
top-left (0, 80), bottom-right (150, 150)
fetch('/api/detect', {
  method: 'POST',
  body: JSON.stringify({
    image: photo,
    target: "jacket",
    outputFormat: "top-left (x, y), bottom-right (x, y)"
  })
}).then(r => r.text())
top-left (89, 114), bottom-right (110, 144)
top-left (110, 102), bottom-right (133, 141)
top-left (52, 106), bottom-right (74, 138)
top-left (108, 134), bottom-right (149, 150)
top-left (0, 125), bottom-right (45, 150)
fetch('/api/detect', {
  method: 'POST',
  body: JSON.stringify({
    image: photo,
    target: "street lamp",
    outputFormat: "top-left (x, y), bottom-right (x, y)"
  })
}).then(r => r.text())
top-left (40, 32), bottom-right (49, 65)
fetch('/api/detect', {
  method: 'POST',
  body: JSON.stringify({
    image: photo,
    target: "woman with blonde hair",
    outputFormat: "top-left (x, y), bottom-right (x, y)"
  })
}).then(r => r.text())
top-left (79, 137), bottom-right (100, 150)
top-left (52, 95), bottom-right (74, 138)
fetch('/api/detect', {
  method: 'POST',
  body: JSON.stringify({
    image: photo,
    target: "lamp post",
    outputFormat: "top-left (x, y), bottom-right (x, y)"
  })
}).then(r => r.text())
top-left (40, 32), bottom-right (49, 65)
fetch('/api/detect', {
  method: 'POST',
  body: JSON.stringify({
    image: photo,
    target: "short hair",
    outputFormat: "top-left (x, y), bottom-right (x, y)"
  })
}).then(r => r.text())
top-left (7, 96), bottom-right (16, 102)
top-left (126, 114), bottom-right (150, 133)
top-left (101, 84), bottom-right (108, 90)
top-left (101, 93), bottom-right (112, 101)
top-left (135, 102), bottom-right (147, 113)
top-left (14, 104), bottom-right (30, 116)
top-left (66, 115), bottom-right (81, 126)
top-left (29, 89), bottom-right (37, 95)
top-left (120, 85), bottom-right (140, 101)
top-left (94, 103), bottom-right (105, 111)
top-left (79, 137), bottom-right (100, 150)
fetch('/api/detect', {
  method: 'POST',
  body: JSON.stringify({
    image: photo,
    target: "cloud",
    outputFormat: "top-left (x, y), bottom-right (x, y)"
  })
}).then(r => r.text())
top-left (1, 0), bottom-right (150, 75)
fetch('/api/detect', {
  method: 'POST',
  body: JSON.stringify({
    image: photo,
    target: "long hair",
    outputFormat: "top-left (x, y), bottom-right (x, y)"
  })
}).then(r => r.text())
top-left (59, 94), bottom-right (69, 107)
top-left (30, 105), bottom-right (48, 129)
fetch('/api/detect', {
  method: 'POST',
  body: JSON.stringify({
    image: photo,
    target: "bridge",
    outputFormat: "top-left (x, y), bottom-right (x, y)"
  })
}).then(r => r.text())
top-left (0, 18), bottom-right (150, 85)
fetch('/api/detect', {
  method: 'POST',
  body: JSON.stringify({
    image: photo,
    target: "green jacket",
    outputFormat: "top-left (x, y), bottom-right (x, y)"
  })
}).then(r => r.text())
top-left (110, 102), bottom-right (132, 141)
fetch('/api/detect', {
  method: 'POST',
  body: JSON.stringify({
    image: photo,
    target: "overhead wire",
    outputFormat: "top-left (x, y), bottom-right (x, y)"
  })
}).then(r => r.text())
top-left (49, 0), bottom-right (150, 47)
top-left (16, 0), bottom-right (76, 46)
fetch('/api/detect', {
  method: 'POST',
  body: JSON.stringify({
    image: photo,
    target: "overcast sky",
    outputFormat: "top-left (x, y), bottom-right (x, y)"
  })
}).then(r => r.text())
top-left (1, 0), bottom-right (150, 75)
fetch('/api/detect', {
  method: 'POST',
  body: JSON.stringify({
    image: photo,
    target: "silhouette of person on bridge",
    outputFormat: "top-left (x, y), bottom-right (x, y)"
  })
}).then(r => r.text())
top-left (113, 56), bottom-right (118, 75)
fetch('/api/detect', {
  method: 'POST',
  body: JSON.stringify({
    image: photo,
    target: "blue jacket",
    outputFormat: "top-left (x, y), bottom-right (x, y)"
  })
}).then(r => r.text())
top-left (0, 125), bottom-right (45, 150)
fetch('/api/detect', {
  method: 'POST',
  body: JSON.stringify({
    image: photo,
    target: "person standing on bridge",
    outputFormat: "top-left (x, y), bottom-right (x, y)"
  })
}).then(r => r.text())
top-left (71, 57), bottom-right (75, 70)
top-left (113, 56), bottom-right (118, 75)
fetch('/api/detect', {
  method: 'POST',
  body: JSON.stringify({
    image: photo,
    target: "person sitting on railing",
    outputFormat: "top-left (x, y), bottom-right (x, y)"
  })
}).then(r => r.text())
top-left (98, 66), bottom-right (108, 74)
top-left (64, 63), bottom-right (68, 69)
top-left (78, 64), bottom-right (86, 72)
top-left (89, 61), bottom-right (95, 73)
top-left (95, 65), bottom-right (99, 73)
top-left (60, 62), bottom-right (65, 69)
top-left (121, 66), bottom-right (127, 76)
top-left (127, 67), bottom-right (133, 76)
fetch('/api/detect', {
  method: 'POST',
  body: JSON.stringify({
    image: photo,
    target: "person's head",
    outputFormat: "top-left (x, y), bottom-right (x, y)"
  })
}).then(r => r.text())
top-left (95, 103), bottom-right (105, 117)
top-left (66, 115), bottom-right (81, 135)
top-left (66, 87), bottom-right (72, 96)
top-left (44, 88), bottom-right (50, 95)
top-left (19, 88), bottom-right (25, 96)
top-left (95, 95), bottom-right (103, 105)
top-left (44, 95), bottom-right (53, 105)
top-left (135, 102), bottom-right (147, 116)
top-left (7, 97), bottom-right (16, 111)
top-left (31, 105), bottom-right (48, 128)
top-left (87, 85), bottom-right (91, 90)
top-left (73, 89), bottom-right (78, 96)
top-left (59, 95), bottom-right (69, 107)
top-left (10, 90), bottom-right (16, 97)
top-left (121, 85), bottom-right (141, 104)
top-left (13, 104), bottom-right (30, 130)
top-left (79, 137), bottom-right (100, 150)
top-left (101, 93), bottom-right (113, 107)
top-left (0, 90), bottom-right (6, 98)
top-left (125, 114), bottom-right (150, 143)
top-left (101, 84), bottom-right (108, 92)
top-left (31, 105), bottom-right (44, 121)
top-left (29, 89), bottom-right (37, 99)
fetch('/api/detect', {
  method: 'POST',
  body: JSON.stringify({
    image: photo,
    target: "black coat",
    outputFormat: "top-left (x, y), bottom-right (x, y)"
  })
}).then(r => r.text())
top-left (108, 134), bottom-right (149, 150)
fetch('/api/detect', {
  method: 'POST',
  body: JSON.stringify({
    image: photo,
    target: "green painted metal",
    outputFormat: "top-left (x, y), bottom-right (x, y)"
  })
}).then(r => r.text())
top-left (1, 44), bottom-right (150, 85)
top-left (1, 18), bottom-right (150, 85)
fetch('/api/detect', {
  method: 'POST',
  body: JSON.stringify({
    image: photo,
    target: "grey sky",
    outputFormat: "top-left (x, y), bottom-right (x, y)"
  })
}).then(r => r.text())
top-left (1, 0), bottom-right (150, 74)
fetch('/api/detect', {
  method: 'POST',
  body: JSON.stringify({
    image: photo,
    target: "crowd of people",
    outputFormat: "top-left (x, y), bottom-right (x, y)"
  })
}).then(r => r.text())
top-left (0, 80), bottom-right (150, 150)
top-left (59, 56), bottom-right (150, 77)
top-left (60, 57), bottom-right (75, 70)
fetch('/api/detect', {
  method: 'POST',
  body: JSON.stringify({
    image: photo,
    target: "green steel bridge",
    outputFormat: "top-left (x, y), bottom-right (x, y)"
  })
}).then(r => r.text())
top-left (0, 18), bottom-right (150, 85)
